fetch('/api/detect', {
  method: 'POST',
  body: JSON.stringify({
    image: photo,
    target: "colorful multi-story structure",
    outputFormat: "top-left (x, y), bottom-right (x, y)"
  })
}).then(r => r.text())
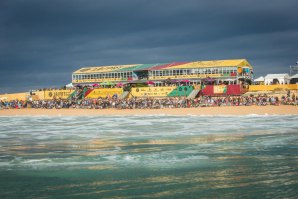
top-left (72, 59), bottom-right (253, 86)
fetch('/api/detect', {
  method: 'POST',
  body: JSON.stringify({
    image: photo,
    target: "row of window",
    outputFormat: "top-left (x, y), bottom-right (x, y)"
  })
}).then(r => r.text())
top-left (73, 72), bottom-right (133, 80)
top-left (149, 67), bottom-right (238, 77)
top-left (72, 67), bottom-right (243, 80)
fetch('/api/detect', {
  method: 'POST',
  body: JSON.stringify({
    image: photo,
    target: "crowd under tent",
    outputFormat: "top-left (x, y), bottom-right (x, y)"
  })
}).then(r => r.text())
top-left (290, 74), bottom-right (298, 84)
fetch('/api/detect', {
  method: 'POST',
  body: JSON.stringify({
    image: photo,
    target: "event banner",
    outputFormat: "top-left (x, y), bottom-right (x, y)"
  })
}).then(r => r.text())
top-left (167, 86), bottom-right (194, 97)
top-left (34, 91), bottom-right (46, 100)
top-left (131, 86), bottom-right (176, 97)
top-left (213, 85), bottom-right (227, 94)
top-left (44, 90), bottom-right (74, 100)
top-left (85, 88), bottom-right (123, 99)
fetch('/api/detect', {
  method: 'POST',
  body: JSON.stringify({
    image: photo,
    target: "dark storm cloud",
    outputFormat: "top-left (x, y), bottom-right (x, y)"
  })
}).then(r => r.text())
top-left (0, 0), bottom-right (298, 93)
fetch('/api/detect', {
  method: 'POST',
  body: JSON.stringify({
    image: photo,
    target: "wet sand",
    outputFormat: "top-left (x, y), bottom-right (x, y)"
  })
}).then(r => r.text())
top-left (0, 106), bottom-right (298, 116)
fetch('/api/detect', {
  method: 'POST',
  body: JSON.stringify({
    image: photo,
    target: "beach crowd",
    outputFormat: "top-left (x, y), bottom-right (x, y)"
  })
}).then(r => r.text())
top-left (1, 94), bottom-right (298, 109)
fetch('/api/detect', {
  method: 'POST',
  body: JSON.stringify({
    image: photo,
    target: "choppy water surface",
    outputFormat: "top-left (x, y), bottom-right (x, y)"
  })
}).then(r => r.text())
top-left (0, 115), bottom-right (298, 198)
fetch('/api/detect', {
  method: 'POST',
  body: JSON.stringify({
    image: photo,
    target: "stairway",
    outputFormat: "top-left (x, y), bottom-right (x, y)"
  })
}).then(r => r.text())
top-left (78, 87), bottom-right (88, 99)
top-left (68, 90), bottom-right (77, 99)
top-left (84, 88), bottom-right (94, 98)
top-left (187, 89), bottom-right (200, 99)
top-left (119, 91), bottom-right (130, 100)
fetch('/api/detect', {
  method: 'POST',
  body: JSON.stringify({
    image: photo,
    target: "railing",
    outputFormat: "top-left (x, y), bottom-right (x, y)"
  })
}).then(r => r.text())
top-left (187, 89), bottom-right (200, 99)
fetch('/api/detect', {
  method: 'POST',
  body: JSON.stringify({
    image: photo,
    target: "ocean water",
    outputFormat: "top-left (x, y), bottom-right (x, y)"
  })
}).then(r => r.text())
top-left (0, 114), bottom-right (297, 199)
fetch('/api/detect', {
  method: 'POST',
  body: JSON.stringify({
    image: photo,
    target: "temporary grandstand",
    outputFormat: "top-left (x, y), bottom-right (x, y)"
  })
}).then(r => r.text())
top-left (72, 59), bottom-right (253, 86)
top-left (5, 59), bottom-right (298, 102)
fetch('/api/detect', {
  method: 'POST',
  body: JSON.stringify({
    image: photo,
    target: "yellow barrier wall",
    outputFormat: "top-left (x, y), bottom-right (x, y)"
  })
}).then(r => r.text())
top-left (131, 86), bottom-right (176, 97)
top-left (249, 84), bottom-right (298, 91)
top-left (0, 92), bottom-right (28, 101)
top-left (44, 90), bottom-right (74, 100)
top-left (34, 91), bottom-right (45, 100)
top-left (85, 88), bottom-right (123, 99)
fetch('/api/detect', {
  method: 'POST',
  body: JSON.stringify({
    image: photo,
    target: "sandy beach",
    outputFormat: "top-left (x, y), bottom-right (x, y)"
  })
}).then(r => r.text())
top-left (1, 106), bottom-right (298, 116)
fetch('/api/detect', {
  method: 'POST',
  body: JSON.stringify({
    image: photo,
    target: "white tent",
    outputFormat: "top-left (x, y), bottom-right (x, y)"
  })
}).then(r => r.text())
top-left (290, 74), bottom-right (298, 79)
top-left (65, 83), bottom-right (74, 88)
top-left (264, 73), bottom-right (290, 85)
top-left (254, 76), bottom-right (265, 82)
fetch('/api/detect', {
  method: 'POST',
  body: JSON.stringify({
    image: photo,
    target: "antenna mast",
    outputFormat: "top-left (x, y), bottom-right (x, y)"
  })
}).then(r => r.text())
top-left (290, 61), bottom-right (298, 76)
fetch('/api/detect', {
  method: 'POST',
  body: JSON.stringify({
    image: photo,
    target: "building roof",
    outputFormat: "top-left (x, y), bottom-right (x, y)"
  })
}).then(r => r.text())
top-left (73, 59), bottom-right (252, 74)
top-left (118, 63), bottom-right (164, 71)
top-left (73, 64), bottom-right (139, 74)
top-left (265, 73), bottom-right (290, 79)
top-left (164, 59), bottom-right (252, 70)
top-left (290, 74), bottom-right (298, 79)
top-left (148, 62), bottom-right (189, 71)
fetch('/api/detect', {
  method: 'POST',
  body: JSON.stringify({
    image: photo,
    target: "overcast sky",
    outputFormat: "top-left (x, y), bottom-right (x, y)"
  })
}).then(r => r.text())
top-left (1, 0), bottom-right (297, 93)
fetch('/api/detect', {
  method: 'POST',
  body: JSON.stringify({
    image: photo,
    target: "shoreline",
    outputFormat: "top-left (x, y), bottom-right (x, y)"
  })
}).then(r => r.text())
top-left (1, 106), bottom-right (298, 116)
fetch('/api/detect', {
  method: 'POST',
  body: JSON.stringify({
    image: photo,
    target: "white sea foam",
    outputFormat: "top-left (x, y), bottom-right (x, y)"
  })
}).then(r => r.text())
top-left (22, 159), bottom-right (52, 164)
top-left (0, 115), bottom-right (297, 170)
